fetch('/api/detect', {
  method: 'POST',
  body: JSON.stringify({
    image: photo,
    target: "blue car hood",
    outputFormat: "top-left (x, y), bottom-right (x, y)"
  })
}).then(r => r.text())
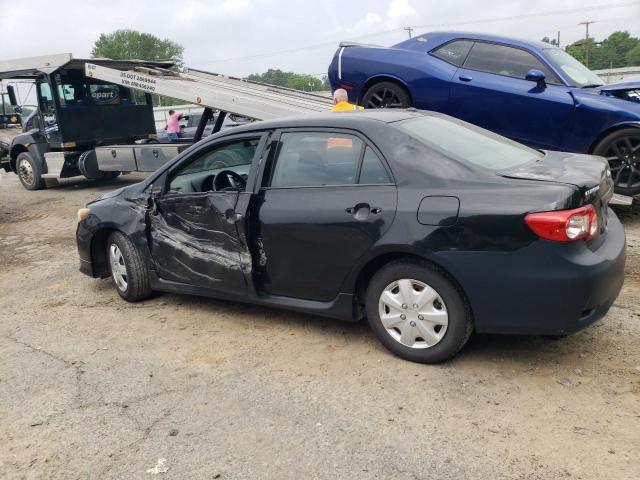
top-left (596, 79), bottom-right (640, 93)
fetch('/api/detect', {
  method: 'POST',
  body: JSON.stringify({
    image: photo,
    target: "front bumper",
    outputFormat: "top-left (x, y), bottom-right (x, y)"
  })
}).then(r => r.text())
top-left (435, 208), bottom-right (627, 335)
top-left (76, 217), bottom-right (98, 277)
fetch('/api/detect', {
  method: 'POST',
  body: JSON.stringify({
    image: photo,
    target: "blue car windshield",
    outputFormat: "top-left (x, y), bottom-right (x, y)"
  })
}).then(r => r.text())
top-left (541, 48), bottom-right (604, 87)
top-left (398, 115), bottom-right (543, 170)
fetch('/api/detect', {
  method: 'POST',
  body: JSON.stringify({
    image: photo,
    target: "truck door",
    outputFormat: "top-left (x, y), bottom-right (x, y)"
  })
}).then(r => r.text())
top-left (36, 81), bottom-right (60, 144)
top-left (148, 134), bottom-right (266, 293)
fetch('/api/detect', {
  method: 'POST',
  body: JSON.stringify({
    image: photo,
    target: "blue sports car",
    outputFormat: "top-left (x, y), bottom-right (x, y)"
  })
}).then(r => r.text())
top-left (328, 31), bottom-right (640, 195)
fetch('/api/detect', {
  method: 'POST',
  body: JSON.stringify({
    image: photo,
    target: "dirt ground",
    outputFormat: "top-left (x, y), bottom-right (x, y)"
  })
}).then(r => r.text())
top-left (0, 170), bottom-right (639, 480)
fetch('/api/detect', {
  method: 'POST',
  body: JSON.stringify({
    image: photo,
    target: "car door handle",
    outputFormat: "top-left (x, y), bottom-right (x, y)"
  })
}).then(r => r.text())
top-left (459, 75), bottom-right (473, 82)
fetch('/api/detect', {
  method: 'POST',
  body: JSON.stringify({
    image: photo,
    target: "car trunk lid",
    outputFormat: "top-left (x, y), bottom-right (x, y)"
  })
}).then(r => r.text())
top-left (498, 151), bottom-right (613, 238)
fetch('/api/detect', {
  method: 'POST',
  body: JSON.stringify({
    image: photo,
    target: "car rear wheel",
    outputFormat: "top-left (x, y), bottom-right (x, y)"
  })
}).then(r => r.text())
top-left (361, 81), bottom-right (412, 109)
top-left (107, 231), bottom-right (152, 302)
top-left (593, 128), bottom-right (640, 196)
top-left (16, 152), bottom-right (45, 190)
top-left (365, 260), bottom-right (472, 363)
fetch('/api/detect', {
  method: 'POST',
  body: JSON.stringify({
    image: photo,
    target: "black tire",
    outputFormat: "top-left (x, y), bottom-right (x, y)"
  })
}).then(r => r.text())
top-left (97, 171), bottom-right (121, 181)
top-left (592, 128), bottom-right (640, 196)
top-left (106, 231), bottom-right (152, 302)
top-left (361, 81), bottom-right (412, 109)
top-left (365, 260), bottom-right (473, 363)
top-left (16, 152), bottom-right (45, 190)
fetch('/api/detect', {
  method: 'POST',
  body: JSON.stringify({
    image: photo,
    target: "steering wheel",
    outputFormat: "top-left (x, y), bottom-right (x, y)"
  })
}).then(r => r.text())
top-left (213, 169), bottom-right (247, 191)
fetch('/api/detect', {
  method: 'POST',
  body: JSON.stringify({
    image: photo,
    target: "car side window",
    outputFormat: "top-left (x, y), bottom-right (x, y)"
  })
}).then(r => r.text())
top-left (270, 132), bottom-right (364, 187)
top-left (431, 40), bottom-right (474, 67)
top-left (463, 42), bottom-right (561, 84)
top-left (168, 138), bottom-right (259, 193)
top-left (358, 146), bottom-right (391, 184)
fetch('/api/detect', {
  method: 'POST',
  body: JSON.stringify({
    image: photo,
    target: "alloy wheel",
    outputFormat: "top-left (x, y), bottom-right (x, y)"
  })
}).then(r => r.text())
top-left (365, 87), bottom-right (404, 108)
top-left (378, 278), bottom-right (448, 349)
top-left (109, 244), bottom-right (128, 292)
top-left (604, 134), bottom-right (640, 190)
top-left (18, 158), bottom-right (35, 186)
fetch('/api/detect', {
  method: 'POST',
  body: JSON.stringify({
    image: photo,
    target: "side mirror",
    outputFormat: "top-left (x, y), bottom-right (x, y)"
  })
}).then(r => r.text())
top-left (7, 85), bottom-right (18, 106)
top-left (525, 69), bottom-right (546, 88)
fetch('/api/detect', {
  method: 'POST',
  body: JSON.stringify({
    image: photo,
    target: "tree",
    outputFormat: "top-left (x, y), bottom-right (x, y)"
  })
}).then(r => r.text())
top-left (565, 30), bottom-right (640, 70)
top-left (627, 43), bottom-right (640, 66)
top-left (541, 37), bottom-right (558, 47)
top-left (246, 69), bottom-right (331, 91)
top-left (92, 29), bottom-right (184, 67)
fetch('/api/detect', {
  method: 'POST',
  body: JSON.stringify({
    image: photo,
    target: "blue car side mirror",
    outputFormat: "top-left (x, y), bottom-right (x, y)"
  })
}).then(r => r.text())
top-left (525, 69), bottom-right (546, 87)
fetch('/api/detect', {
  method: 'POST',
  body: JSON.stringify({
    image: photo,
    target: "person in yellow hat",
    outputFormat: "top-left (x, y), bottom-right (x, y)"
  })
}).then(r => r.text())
top-left (331, 88), bottom-right (364, 112)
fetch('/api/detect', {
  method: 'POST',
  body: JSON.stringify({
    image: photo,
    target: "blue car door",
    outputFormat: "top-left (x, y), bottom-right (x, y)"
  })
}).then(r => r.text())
top-left (447, 41), bottom-right (575, 150)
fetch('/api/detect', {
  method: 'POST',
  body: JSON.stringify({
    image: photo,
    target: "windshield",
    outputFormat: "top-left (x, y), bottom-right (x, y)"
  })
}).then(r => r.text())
top-left (398, 115), bottom-right (543, 170)
top-left (541, 48), bottom-right (603, 87)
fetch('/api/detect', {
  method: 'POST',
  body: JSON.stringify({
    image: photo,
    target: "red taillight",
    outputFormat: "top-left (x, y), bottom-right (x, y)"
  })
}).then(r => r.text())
top-left (525, 205), bottom-right (598, 242)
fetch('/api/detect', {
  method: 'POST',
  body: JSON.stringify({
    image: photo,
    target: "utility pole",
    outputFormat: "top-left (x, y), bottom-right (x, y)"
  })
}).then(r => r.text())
top-left (556, 30), bottom-right (560, 48)
top-left (404, 26), bottom-right (413, 38)
top-left (578, 20), bottom-right (596, 67)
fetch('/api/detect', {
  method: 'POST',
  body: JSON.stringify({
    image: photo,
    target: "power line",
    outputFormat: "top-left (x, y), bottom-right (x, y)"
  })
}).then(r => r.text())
top-left (190, 1), bottom-right (639, 66)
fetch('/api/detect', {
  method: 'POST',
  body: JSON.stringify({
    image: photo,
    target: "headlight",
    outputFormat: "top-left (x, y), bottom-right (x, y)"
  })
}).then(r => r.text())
top-left (77, 208), bottom-right (91, 221)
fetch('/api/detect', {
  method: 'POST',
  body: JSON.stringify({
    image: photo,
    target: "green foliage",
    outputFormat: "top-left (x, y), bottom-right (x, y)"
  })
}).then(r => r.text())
top-left (246, 69), bottom-right (330, 91)
top-left (541, 37), bottom-right (558, 46)
top-left (565, 31), bottom-right (640, 70)
top-left (92, 30), bottom-right (187, 106)
top-left (91, 29), bottom-right (184, 67)
top-left (626, 44), bottom-right (640, 66)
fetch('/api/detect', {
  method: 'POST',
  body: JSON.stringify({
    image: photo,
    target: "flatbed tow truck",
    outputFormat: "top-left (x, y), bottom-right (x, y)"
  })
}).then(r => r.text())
top-left (0, 53), bottom-right (331, 190)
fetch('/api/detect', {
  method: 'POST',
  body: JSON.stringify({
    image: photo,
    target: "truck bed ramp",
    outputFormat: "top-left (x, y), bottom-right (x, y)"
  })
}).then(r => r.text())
top-left (85, 63), bottom-right (332, 120)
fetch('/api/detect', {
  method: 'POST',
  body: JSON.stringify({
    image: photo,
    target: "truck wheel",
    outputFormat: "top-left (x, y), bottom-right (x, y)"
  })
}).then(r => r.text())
top-left (16, 152), bottom-right (45, 190)
top-left (98, 171), bottom-right (121, 180)
top-left (107, 231), bottom-right (152, 302)
top-left (365, 260), bottom-right (473, 363)
top-left (361, 81), bottom-right (412, 109)
top-left (593, 128), bottom-right (640, 196)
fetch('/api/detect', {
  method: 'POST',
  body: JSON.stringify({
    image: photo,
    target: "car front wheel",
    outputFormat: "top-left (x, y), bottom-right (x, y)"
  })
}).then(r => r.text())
top-left (107, 231), bottom-right (152, 302)
top-left (365, 260), bottom-right (472, 363)
top-left (593, 128), bottom-right (640, 196)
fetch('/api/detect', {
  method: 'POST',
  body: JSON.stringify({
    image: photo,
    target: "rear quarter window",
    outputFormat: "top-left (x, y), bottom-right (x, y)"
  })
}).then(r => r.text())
top-left (398, 115), bottom-right (543, 170)
top-left (431, 40), bottom-right (474, 67)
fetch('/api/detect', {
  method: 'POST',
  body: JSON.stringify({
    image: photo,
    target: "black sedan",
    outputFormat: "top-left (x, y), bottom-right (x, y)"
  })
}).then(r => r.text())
top-left (76, 110), bottom-right (626, 363)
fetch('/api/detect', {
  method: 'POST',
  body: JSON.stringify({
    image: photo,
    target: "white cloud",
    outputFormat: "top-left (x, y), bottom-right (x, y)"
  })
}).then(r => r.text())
top-left (387, 0), bottom-right (416, 19)
top-left (0, 0), bottom-right (637, 79)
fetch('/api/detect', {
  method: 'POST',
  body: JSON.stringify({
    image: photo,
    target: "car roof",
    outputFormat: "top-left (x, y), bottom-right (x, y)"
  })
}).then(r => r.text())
top-left (213, 109), bottom-right (423, 137)
top-left (394, 31), bottom-right (552, 53)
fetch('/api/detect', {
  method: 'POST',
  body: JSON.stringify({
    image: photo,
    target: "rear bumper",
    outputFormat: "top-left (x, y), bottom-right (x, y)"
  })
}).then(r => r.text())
top-left (435, 208), bottom-right (626, 335)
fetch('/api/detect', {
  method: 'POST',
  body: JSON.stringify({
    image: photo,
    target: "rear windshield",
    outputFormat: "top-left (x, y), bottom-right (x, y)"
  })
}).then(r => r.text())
top-left (397, 116), bottom-right (543, 170)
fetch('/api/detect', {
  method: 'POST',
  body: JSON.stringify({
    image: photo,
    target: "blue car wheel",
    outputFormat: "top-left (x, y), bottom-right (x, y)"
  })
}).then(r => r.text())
top-left (593, 128), bottom-right (640, 196)
top-left (362, 81), bottom-right (412, 109)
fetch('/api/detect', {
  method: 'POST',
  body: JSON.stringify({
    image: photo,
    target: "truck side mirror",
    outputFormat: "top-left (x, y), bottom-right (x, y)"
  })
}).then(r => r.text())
top-left (7, 85), bottom-right (18, 106)
top-left (525, 69), bottom-right (546, 88)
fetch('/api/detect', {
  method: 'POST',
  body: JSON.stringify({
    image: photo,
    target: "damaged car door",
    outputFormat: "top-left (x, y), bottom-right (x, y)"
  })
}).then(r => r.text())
top-left (255, 129), bottom-right (397, 302)
top-left (148, 135), bottom-right (265, 293)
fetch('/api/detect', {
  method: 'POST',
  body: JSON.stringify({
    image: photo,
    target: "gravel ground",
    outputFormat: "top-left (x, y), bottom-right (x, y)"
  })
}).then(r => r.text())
top-left (0, 171), bottom-right (639, 480)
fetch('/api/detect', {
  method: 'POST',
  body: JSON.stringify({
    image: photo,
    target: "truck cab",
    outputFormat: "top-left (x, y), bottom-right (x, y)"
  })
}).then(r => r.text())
top-left (0, 54), bottom-right (171, 189)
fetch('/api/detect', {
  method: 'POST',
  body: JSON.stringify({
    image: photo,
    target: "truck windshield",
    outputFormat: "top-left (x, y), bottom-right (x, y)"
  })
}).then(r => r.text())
top-left (541, 48), bottom-right (603, 87)
top-left (53, 70), bottom-right (144, 107)
top-left (397, 115), bottom-right (543, 170)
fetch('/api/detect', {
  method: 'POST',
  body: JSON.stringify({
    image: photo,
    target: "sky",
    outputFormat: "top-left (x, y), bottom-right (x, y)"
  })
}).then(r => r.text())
top-left (1, 0), bottom-right (639, 79)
